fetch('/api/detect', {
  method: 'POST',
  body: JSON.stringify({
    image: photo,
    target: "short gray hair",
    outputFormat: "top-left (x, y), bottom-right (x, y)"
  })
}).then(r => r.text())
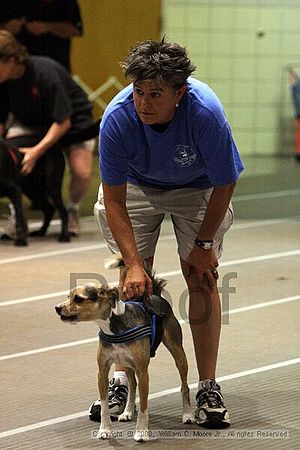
top-left (121, 37), bottom-right (196, 89)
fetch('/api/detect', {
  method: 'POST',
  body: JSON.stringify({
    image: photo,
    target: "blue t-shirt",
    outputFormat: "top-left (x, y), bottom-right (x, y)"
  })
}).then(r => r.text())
top-left (99, 77), bottom-right (244, 189)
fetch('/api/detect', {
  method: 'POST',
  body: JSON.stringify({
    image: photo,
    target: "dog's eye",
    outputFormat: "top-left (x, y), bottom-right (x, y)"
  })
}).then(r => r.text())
top-left (74, 295), bottom-right (85, 304)
top-left (85, 286), bottom-right (99, 301)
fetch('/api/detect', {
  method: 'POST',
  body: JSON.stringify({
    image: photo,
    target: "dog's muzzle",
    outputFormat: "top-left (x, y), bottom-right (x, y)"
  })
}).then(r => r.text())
top-left (55, 305), bottom-right (78, 322)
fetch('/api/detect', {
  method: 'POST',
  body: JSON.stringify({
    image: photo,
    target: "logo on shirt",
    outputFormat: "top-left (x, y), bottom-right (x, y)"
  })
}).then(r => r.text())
top-left (30, 85), bottom-right (40, 99)
top-left (173, 145), bottom-right (196, 167)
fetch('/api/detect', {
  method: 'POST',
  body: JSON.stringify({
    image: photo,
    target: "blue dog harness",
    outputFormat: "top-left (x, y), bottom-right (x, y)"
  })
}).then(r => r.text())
top-left (99, 301), bottom-right (158, 357)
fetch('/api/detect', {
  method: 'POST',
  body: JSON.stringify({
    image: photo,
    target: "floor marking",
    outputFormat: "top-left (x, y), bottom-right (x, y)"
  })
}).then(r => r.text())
top-left (221, 294), bottom-right (300, 316)
top-left (0, 290), bottom-right (69, 307)
top-left (0, 337), bottom-right (97, 361)
top-left (1, 216), bottom-right (299, 265)
top-left (2, 249), bottom-right (300, 307)
top-left (0, 243), bottom-right (107, 265)
top-left (0, 235), bottom-right (173, 265)
top-left (220, 249), bottom-right (300, 267)
top-left (0, 356), bottom-right (299, 439)
top-left (233, 188), bottom-right (300, 202)
top-left (231, 217), bottom-right (300, 229)
top-left (1, 294), bottom-right (298, 361)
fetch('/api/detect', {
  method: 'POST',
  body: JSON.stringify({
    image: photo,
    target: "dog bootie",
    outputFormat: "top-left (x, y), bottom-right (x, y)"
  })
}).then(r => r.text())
top-left (89, 378), bottom-right (128, 422)
top-left (194, 379), bottom-right (230, 429)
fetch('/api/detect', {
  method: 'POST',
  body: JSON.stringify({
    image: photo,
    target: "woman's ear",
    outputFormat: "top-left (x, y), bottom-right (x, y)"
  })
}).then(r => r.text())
top-left (176, 85), bottom-right (186, 102)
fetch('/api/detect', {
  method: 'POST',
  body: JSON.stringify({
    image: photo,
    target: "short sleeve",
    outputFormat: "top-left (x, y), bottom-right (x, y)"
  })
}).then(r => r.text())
top-left (99, 115), bottom-right (128, 185)
top-left (195, 110), bottom-right (244, 186)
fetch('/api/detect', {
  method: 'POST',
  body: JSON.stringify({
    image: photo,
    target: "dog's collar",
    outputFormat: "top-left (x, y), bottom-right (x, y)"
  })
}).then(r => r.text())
top-left (99, 301), bottom-right (156, 351)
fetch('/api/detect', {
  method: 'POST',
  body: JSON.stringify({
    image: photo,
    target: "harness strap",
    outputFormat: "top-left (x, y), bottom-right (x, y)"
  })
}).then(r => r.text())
top-left (99, 325), bottom-right (152, 344)
top-left (98, 301), bottom-right (156, 352)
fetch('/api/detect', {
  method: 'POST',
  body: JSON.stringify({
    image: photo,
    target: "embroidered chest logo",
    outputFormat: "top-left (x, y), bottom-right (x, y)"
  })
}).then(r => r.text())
top-left (173, 145), bottom-right (196, 167)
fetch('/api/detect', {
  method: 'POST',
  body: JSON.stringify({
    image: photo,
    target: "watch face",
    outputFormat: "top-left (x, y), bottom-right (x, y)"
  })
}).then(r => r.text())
top-left (195, 238), bottom-right (213, 250)
top-left (203, 242), bottom-right (213, 250)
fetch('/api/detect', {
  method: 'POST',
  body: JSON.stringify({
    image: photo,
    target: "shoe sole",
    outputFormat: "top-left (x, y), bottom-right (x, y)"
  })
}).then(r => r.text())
top-left (89, 414), bottom-right (120, 423)
top-left (196, 418), bottom-right (231, 429)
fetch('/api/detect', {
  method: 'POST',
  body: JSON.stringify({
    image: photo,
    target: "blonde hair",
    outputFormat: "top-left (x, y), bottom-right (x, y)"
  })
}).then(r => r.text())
top-left (0, 30), bottom-right (28, 64)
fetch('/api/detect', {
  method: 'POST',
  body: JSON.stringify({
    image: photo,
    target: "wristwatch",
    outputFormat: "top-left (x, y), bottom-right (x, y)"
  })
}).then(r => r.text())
top-left (194, 238), bottom-right (214, 250)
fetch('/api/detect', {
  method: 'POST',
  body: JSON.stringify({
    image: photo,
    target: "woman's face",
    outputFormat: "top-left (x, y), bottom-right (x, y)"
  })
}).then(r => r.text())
top-left (133, 79), bottom-right (186, 125)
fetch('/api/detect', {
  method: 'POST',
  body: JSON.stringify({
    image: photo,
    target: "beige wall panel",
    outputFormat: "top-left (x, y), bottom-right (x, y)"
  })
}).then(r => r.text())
top-left (72, 0), bottom-right (161, 111)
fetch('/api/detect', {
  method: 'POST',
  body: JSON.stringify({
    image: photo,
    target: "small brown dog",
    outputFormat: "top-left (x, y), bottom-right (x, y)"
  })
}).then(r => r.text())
top-left (55, 256), bottom-right (193, 442)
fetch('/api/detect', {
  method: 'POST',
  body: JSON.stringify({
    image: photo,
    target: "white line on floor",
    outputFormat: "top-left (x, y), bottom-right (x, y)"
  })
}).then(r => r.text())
top-left (233, 188), bottom-right (300, 202)
top-left (222, 294), bottom-right (300, 316)
top-left (0, 242), bottom-right (107, 265)
top-left (1, 217), bottom-right (299, 265)
top-left (0, 356), bottom-right (299, 439)
top-left (1, 294), bottom-right (299, 362)
top-left (231, 217), bottom-right (300, 229)
top-left (0, 337), bottom-right (97, 361)
top-left (1, 249), bottom-right (300, 307)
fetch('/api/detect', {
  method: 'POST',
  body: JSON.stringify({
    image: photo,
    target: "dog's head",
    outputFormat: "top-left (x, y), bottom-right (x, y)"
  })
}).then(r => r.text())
top-left (55, 283), bottom-right (120, 322)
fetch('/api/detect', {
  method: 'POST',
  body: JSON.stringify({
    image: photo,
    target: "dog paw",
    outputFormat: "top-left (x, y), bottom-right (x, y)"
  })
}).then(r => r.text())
top-left (134, 430), bottom-right (150, 442)
top-left (29, 230), bottom-right (45, 237)
top-left (14, 239), bottom-right (28, 246)
top-left (97, 429), bottom-right (112, 440)
top-left (118, 411), bottom-right (133, 422)
top-left (182, 412), bottom-right (194, 424)
top-left (57, 233), bottom-right (71, 243)
top-left (1, 233), bottom-right (13, 241)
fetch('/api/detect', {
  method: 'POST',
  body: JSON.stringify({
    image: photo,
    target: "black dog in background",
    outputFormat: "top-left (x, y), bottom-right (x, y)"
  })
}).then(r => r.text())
top-left (0, 121), bottom-right (100, 246)
top-left (0, 135), bottom-right (69, 246)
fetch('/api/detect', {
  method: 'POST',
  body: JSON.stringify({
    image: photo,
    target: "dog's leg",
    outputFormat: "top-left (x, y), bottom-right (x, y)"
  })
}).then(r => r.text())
top-left (9, 187), bottom-right (28, 246)
top-left (97, 361), bottom-right (112, 440)
top-left (118, 368), bottom-right (136, 422)
top-left (44, 150), bottom-right (70, 242)
top-left (30, 199), bottom-right (55, 237)
top-left (162, 316), bottom-right (194, 424)
top-left (134, 367), bottom-right (149, 442)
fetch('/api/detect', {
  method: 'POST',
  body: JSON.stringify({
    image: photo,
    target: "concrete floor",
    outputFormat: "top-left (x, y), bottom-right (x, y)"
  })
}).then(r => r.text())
top-left (0, 155), bottom-right (299, 449)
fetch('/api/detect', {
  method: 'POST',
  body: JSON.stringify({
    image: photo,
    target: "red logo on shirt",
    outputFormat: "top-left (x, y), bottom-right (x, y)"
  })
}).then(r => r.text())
top-left (30, 86), bottom-right (40, 99)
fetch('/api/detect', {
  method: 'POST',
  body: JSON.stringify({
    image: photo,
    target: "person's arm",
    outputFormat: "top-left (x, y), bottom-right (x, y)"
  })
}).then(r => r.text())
top-left (185, 181), bottom-right (236, 288)
top-left (0, 17), bottom-right (26, 35)
top-left (25, 21), bottom-right (81, 38)
top-left (102, 182), bottom-right (153, 299)
top-left (20, 117), bottom-right (71, 175)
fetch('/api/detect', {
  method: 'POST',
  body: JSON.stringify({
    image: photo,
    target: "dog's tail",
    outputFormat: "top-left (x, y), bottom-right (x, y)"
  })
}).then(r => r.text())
top-left (104, 254), bottom-right (167, 296)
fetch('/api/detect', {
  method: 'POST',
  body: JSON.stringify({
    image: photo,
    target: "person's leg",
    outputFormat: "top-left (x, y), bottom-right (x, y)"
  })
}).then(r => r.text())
top-left (67, 148), bottom-right (92, 205)
top-left (66, 140), bottom-right (94, 234)
top-left (180, 260), bottom-right (221, 381)
top-left (169, 187), bottom-right (233, 428)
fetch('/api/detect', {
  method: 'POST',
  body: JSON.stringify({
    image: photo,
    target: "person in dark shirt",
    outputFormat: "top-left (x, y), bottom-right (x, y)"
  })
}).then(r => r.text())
top-left (0, 30), bottom-right (94, 235)
top-left (0, 2), bottom-right (92, 234)
top-left (0, 0), bottom-right (82, 72)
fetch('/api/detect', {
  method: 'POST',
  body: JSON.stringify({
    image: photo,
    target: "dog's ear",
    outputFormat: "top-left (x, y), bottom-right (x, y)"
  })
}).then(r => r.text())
top-left (108, 287), bottom-right (119, 308)
top-left (84, 285), bottom-right (100, 302)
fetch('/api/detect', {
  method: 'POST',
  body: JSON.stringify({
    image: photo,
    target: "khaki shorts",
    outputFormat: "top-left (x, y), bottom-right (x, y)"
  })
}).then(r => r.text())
top-left (94, 183), bottom-right (234, 261)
